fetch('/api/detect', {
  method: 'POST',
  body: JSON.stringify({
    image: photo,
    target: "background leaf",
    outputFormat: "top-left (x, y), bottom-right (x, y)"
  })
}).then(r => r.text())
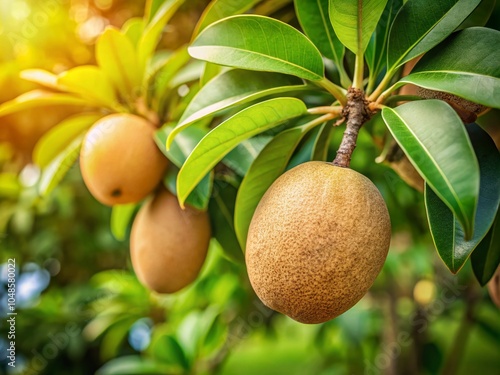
top-left (148, 47), bottom-right (191, 109)
top-left (382, 100), bottom-right (479, 239)
top-left (189, 15), bottom-right (324, 81)
top-left (295, 0), bottom-right (344, 68)
top-left (223, 136), bottom-right (272, 176)
top-left (20, 69), bottom-right (62, 91)
top-left (155, 125), bottom-right (213, 210)
top-left (176, 97), bottom-right (307, 206)
top-left (456, 0), bottom-right (496, 30)
top-left (387, 0), bottom-right (481, 71)
top-left (110, 204), bottom-right (138, 241)
top-left (39, 136), bottom-right (82, 196)
top-left (121, 17), bottom-right (144, 47)
top-left (199, 62), bottom-right (222, 87)
top-left (96, 356), bottom-right (168, 375)
top-left (138, 0), bottom-right (184, 73)
top-left (472, 208), bottom-right (500, 285)
top-left (425, 124), bottom-right (500, 273)
top-left (96, 27), bottom-right (141, 100)
top-left (33, 113), bottom-right (102, 168)
top-left (365, 0), bottom-right (402, 89)
top-left (209, 181), bottom-right (245, 263)
top-left (194, 0), bottom-right (261, 35)
top-left (58, 66), bottom-right (119, 109)
top-left (329, 0), bottom-right (388, 55)
top-left (311, 122), bottom-right (334, 161)
top-left (0, 90), bottom-right (86, 116)
top-left (398, 27), bottom-right (500, 109)
top-left (169, 70), bottom-right (306, 144)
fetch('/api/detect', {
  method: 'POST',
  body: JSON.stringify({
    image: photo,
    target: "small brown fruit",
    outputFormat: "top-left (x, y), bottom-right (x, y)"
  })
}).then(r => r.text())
top-left (130, 188), bottom-right (210, 293)
top-left (418, 88), bottom-right (487, 123)
top-left (246, 161), bottom-right (391, 324)
top-left (80, 113), bottom-right (168, 206)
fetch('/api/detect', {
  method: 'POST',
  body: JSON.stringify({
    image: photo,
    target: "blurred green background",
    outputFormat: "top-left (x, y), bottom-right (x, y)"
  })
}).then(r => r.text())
top-left (0, 1), bottom-right (500, 375)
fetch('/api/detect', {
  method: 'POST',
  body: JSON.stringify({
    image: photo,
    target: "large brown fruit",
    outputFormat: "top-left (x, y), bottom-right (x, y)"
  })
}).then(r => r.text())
top-left (246, 161), bottom-right (391, 324)
top-left (130, 188), bottom-right (211, 294)
top-left (80, 114), bottom-right (167, 206)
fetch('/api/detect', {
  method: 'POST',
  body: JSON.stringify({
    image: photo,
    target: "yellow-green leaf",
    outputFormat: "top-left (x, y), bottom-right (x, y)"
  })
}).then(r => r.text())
top-left (0, 90), bottom-right (87, 117)
top-left (176, 97), bottom-right (307, 206)
top-left (57, 66), bottom-right (119, 109)
top-left (96, 27), bottom-right (141, 100)
top-left (138, 0), bottom-right (185, 74)
top-left (20, 69), bottom-right (62, 91)
top-left (33, 113), bottom-right (102, 168)
top-left (39, 136), bottom-right (83, 196)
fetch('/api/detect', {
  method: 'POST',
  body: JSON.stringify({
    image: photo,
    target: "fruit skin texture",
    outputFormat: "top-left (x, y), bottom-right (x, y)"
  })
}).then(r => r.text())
top-left (130, 188), bottom-right (211, 294)
top-left (246, 161), bottom-right (391, 324)
top-left (80, 113), bottom-right (168, 206)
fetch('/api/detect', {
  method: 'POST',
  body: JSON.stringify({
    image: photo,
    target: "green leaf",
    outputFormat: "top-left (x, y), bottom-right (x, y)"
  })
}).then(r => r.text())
top-left (209, 180), bottom-right (245, 263)
top-left (0, 173), bottom-right (21, 199)
top-left (110, 204), bottom-right (137, 241)
top-left (387, 0), bottom-right (481, 71)
top-left (33, 113), bottom-right (102, 168)
top-left (189, 15), bottom-right (324, 81)
top-left (100, 318), bottom-right (136, 361)
top-left (144, 0), bottom-right (165, 22)
top-left (164, 167), bottom-right (213, 211)
top-left (167, 60), bottom-right (206, 89)
top-left (456, 0), bottom-right (496, 30)
top-left (382, 100), bottom-right (479, 239)
top-left (20, 69), bottom-right (62, 90)
top-left (149, 333), bottom-right (189, 370)
top-left (472, 208), bottom-right (500, 286)
top-left (295, 0), bottom-right (344, 65)
top-left (365, 0), bottom-right (402, 84)
top-left (96, 356), bottom-right (169, 375)
top-left (96, 27), bottom-right (141, 100)
top-left (177, 97), bottom-right (307, 206)
top-left (329, 0), bottom-right (388, 55)
top-left (199, 62), bottom-right (221, 87)
top-left (0, 90), bottom-right (86, 117)
top-left (149, 46), bottom-right (191, 108)
top-left (121, 18), bottom-right (144, 47)
top-left (39, 136), bottom-right (82, 196)
top-left (286, 124), bottom-right (323, 170)
top-left (138, 0), bottom-right (184, 73)
top-left (155, 125), bottom-right (212, 210)
top-left (57, 66), bottom-right (119, 109)
top-left (234, 122), bottom-right (318, 248)
top-left (223, 136), bottom-right (272, 176)
top-left (398, 27), bottom-right (500, 109)
top-left (194, 0), bottom-right (261, 35)
top-left (425, 124), bottom-right (500, 274)
top-left (168, 69), bottom-right (306, 145)
top-left (312, 122), bottom-right (334, 161)
top-left (155, 124), bottom-right (208, 168)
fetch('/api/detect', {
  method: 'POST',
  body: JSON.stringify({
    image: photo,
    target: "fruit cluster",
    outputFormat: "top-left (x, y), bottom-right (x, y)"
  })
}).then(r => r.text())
top-left (80, 113), bottom-right (211, 293)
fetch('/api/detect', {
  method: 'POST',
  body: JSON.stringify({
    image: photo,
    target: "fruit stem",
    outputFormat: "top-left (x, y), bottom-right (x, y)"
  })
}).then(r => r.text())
top-left (332, 87), bottom-right (372, 168)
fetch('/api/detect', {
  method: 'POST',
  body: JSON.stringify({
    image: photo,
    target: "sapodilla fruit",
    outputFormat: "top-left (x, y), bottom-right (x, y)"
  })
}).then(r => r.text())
top-left (130, 188), bottom-right (210, 293)
top-left (80, 113), bottom-right (168, 206)
top-left (246, 161), bottom-right (391, 324)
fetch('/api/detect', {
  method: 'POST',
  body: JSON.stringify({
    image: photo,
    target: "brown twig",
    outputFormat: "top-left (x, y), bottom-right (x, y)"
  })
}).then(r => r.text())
top-left (333, 87), bottom-right (373, 168)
